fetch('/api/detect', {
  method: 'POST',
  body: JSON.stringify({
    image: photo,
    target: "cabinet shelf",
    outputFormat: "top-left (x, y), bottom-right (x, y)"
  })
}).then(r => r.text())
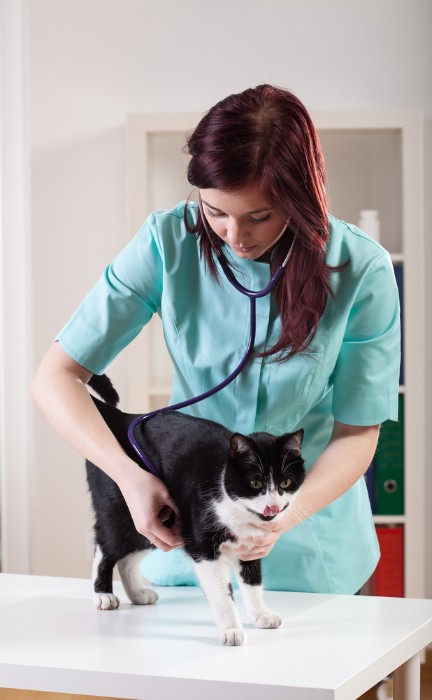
top-left (373, 515), bottom-right (406, 525)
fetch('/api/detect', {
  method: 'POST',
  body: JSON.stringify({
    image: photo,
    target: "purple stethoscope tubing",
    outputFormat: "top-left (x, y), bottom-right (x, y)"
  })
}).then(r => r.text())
top-left (127, 216), bottom-right (294, 479)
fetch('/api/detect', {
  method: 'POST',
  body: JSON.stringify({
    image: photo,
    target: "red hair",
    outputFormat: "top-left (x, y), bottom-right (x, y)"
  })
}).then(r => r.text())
top-left (183, 84), bottom-right (343, 360)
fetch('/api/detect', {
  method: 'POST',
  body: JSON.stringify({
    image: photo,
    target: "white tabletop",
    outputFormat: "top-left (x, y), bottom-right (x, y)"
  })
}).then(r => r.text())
top-left (1, 574), bottom-right (432, 700)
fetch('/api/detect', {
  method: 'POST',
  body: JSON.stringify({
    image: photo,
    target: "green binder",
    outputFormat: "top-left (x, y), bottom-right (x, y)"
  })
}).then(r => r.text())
top-left (375, 395), bottom-right (404, 515)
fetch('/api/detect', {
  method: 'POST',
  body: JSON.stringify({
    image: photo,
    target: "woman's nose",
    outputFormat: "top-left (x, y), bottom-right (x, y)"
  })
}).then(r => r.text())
top-left (226, 218), bottom-right (248, 245)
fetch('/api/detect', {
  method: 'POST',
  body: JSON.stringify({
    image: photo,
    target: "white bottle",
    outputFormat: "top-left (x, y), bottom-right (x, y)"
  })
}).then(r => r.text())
top-left (358, 209), bottom-right (380, 242)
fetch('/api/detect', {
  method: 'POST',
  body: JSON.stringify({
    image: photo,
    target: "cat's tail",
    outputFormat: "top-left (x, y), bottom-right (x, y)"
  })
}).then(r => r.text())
top-left (87, 374), bottom-right (120, 407)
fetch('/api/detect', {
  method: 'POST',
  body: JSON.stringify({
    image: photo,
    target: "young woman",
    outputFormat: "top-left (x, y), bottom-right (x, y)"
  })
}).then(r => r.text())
top-left (31, 85), bottom-right (400, 594)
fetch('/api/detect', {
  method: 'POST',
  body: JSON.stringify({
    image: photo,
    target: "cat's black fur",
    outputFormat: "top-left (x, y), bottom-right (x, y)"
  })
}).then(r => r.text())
top-left (86, 374), bottom-right (305, 645)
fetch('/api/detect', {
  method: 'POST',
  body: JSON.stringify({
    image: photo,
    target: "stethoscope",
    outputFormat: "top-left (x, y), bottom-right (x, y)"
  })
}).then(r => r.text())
top-left (127, 203), bottom-right (295, 479)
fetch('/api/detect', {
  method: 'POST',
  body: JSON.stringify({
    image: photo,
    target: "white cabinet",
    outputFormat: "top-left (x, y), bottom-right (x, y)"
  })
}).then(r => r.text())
top-left (126, 110), bottom-right (425, 598)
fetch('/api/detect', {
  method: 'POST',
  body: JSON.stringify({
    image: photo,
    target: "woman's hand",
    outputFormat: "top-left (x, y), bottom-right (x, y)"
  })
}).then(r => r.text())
top-left (118, 463), bottom-right (182, 552)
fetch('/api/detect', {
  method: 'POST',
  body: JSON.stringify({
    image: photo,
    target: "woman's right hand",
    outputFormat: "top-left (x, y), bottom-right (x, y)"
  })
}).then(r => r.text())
top-left (117, 462), bottom-right (182, 551)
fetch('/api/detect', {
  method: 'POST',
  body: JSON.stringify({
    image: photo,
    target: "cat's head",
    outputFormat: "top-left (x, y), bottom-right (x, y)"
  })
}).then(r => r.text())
top-left (224, 429), bottom-right (305, 520)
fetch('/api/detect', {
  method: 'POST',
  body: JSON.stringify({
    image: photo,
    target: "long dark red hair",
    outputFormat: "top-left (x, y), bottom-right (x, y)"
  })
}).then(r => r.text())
top-left (183, 84), bottom-right (341, 361)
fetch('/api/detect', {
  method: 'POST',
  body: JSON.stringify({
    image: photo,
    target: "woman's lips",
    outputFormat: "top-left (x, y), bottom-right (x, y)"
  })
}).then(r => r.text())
top-left (234, 245), bottom-right (257, 253)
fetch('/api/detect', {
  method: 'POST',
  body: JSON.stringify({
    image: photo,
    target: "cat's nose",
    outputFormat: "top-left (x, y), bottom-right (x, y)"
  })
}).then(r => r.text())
top-left (264, 505), bottom-right (280, 517)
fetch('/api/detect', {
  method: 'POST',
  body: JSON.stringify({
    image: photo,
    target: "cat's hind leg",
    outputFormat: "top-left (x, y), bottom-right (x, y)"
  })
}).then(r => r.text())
top-left (117, 549), bottom-right (158, 606)
top-left (92, 544), bottom-right (119, 610)
top-left (235, 559), bottom-right (283, 629)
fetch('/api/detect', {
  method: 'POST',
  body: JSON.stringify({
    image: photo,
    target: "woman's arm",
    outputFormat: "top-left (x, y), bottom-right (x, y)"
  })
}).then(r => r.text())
top-left (30, 342), bottom-right (181, 551)
top-left (230, 420), bottom-right (380, 560)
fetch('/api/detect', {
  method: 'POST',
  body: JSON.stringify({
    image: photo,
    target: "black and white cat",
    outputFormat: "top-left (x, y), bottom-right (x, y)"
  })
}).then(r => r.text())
top-left (86, 374), bottom-right (305, 645)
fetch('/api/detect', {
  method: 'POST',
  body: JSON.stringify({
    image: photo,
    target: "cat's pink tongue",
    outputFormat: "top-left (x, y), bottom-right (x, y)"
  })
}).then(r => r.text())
top-left (264, 505), bottom-right (280, 517)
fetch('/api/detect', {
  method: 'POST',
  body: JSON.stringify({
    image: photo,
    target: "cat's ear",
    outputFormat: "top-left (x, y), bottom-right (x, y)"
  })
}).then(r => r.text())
top-left (280, 429), bottom-right (304, 457)
top-left (230, 433), bottom-right (256, 459)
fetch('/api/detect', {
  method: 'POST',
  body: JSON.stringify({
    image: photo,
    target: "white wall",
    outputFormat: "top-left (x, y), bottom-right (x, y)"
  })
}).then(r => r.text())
top-left (26, 0), bottom-right (432, 583)
top-left (0, 0), bottom-right (32, 573)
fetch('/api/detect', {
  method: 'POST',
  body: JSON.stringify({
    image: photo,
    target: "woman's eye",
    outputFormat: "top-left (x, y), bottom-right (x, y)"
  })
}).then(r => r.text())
top-left (249, 214), bottom-right (271, 223)
top-left (280, 479), bottom-right (292, 489)
top-left (205, 209), bottom-right (271, 223)
top-left (250, 479), bottom-right (263, 490)
top-left (206, 209), bottom-right (225, 219)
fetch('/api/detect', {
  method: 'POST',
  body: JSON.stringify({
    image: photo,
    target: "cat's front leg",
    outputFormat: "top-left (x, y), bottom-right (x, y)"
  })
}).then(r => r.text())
top-left (235, 559), bottom-right (283, 630)
top-left (193, 556), bottom-right (245, 646)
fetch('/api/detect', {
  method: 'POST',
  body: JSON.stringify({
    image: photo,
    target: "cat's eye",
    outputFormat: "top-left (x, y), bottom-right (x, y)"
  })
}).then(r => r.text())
top-left (280, 478), bottom-right (292, 489)
top-left (250, 479), bottom-right (263, 490)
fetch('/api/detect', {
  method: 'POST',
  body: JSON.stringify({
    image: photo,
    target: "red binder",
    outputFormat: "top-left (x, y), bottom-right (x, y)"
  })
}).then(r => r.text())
top-left (371, 526), bottom-right (404, 597)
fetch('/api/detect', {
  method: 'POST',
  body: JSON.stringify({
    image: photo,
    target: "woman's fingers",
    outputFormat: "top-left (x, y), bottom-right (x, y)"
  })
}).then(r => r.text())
top-left (119, 468), bottom-right (182, 550)
top-left (220, 533), bottom-right (277, 560)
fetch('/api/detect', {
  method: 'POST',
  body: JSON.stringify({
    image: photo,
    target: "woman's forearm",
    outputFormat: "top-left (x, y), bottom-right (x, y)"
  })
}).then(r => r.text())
top-left (284, 421), bottom-right (380, 528)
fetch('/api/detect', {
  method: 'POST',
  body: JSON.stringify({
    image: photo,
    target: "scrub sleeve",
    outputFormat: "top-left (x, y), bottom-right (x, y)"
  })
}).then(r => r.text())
top-left (55, 203), bottom-right (401, 594)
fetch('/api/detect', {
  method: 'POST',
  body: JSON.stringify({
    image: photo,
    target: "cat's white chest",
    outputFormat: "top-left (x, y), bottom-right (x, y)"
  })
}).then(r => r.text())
top-left (213, 494), bottom-right (263, 540)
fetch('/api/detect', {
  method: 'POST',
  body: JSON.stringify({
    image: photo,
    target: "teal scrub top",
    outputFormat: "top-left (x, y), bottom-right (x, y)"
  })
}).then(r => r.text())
top-left (56, 201), bottom-right (401, 594)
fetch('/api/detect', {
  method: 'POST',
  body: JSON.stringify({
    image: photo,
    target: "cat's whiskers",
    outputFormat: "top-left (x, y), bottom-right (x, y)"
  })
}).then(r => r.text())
top-left (286, 507), bottom-right (304, 525)
top-left (287, 502), bottom-right (312, 524)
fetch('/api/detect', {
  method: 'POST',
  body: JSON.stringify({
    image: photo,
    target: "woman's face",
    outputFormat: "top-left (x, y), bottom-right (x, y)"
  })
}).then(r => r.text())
top-left (199, 184), bottom-right (287, 261)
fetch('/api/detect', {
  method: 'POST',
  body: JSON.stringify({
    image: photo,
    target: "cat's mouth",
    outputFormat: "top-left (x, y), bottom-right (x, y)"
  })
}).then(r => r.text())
top-left (247, 504), bottom-right (289, 521)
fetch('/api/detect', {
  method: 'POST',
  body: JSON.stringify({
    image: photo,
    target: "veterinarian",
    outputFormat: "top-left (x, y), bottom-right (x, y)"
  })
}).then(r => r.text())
top-left (31, 84), bottom-right (400, 594)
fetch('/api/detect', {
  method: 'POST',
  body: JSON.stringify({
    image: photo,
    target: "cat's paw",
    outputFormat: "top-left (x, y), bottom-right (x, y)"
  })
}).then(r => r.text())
top-left (128, 588), bottom-right (159, 605)
top-left (94, 593), bottom-right (120, 610)
top-left (254, 612), bottom-right (283, 629)
top-left (220, 627), bottom-right (245, 646)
